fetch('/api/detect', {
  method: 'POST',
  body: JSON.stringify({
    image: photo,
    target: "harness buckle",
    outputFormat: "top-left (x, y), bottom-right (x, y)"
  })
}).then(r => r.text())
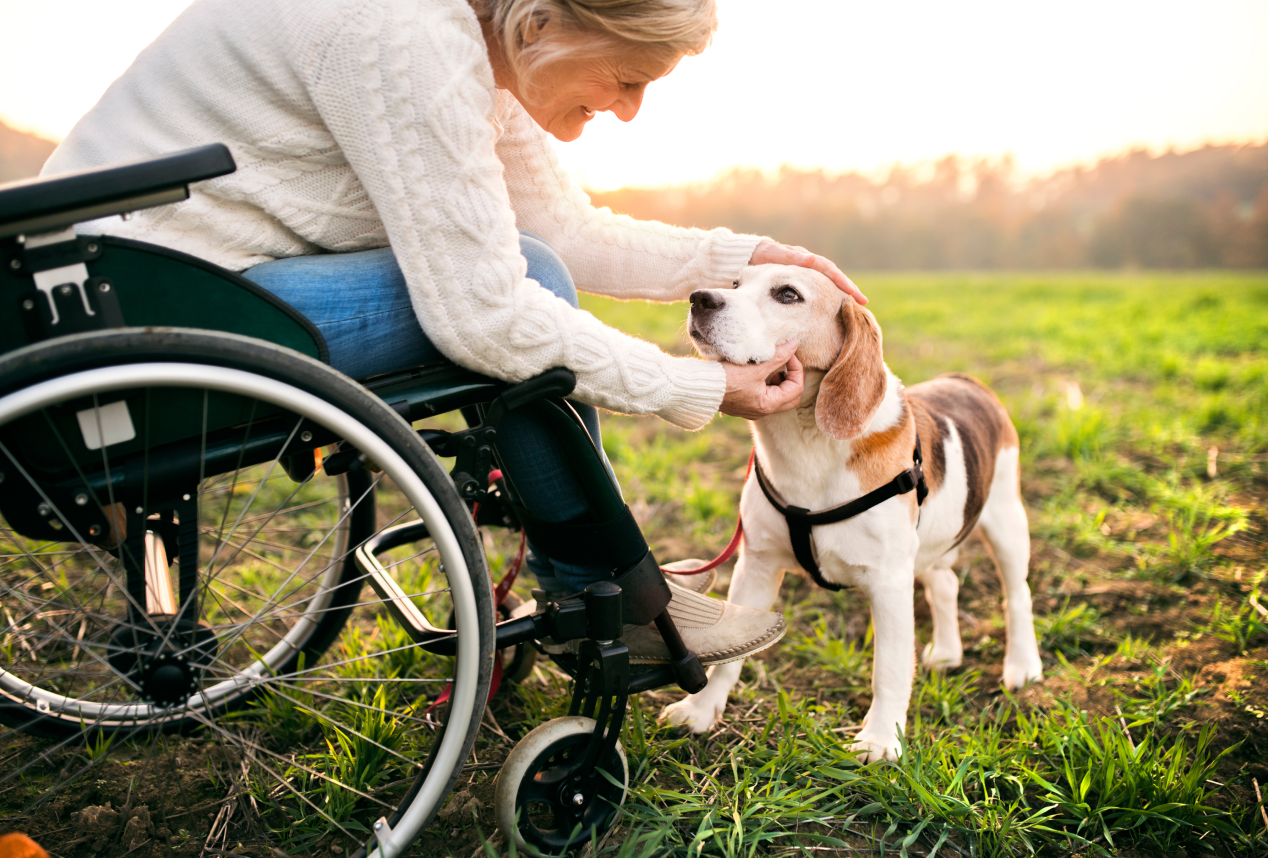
top-left (785, 505), bottom-right (811, 523)
top-left (893, 469), bottom-right (918, 494)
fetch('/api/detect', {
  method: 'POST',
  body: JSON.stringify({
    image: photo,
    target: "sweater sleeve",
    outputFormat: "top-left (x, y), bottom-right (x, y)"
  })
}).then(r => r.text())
top-left (303, 0), bottom-right (725, 429)
top-left (496, 95), bottom-right (764, 302)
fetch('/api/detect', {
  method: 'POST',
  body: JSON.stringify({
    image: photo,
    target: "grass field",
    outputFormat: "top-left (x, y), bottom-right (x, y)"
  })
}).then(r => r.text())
top-left (443, 271), bottom-right (1268, 858)
top-left (4, 271), bottom-right (1266, 858)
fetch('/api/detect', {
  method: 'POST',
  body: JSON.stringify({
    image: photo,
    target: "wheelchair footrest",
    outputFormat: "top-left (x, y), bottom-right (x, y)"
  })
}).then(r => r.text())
top-left (355, 520), bottom-right (462, 654)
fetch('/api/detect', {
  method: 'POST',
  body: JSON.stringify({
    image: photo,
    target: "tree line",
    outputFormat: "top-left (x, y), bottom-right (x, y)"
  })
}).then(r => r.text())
top-left (5, 118), bottom-right (1265, 268)
top-left (589, 143), bottom-right (1268, 269)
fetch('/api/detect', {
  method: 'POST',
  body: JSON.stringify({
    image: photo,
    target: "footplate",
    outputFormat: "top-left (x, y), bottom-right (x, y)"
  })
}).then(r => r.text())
top-left (354, 520), bottom-right (459, 652)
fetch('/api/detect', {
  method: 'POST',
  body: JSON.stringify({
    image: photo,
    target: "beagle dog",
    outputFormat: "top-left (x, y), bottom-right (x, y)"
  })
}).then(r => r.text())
top-left (663, 264), bottom-right (1044, 762)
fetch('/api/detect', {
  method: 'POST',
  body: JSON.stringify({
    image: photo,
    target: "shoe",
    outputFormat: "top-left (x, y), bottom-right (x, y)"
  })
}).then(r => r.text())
top-left (660, 559), bottom-right (716, 595)
top-left (517, 560), bottom-right (715, 619)
top-left (540, 584), bottom-right (784, 667)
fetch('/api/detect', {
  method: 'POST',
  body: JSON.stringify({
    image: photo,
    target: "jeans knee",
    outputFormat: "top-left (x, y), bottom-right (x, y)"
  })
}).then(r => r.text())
top-left (519, 232), bottom-right (578, 309)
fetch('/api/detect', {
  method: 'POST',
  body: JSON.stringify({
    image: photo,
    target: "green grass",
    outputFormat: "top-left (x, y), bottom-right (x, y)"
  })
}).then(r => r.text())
top-left (9, 272), bottom-right (1264, 857)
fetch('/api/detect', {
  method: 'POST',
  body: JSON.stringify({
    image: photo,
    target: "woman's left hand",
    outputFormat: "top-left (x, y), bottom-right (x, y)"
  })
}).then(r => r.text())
top-left (749, 240), bottom-right (867, 305)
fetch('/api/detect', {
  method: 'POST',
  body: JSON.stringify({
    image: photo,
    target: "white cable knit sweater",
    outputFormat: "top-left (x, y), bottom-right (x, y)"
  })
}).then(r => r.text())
top-left (45, 0), bottom-right (761, 429)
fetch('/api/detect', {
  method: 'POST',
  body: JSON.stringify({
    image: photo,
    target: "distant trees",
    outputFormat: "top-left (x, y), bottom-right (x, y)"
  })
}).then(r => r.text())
top-left (589, 143), bottom-right (1268, 269)
top-left (3, 121), bottom-right (1263, 269)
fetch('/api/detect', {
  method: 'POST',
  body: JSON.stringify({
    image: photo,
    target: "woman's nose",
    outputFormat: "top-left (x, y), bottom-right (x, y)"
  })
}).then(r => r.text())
top-left (609, 88), bottom-right (645, 122)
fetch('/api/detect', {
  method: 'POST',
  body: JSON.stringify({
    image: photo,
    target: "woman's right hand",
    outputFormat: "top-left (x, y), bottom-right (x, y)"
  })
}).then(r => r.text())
top-left (719, 341), bottom-right (804, 419)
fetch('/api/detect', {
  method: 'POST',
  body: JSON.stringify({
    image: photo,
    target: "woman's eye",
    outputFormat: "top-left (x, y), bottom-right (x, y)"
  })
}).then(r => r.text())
top-left (773, 286), bottom-right (803, 304)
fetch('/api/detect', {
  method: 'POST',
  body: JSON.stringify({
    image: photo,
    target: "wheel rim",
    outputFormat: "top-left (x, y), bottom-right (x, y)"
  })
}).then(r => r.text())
top-left (0, 361), bottom-right (484, 857)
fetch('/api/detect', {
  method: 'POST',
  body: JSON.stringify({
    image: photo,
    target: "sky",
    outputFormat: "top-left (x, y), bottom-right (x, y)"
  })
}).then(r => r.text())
top-left (1, 0), bottom-right (1266, 190)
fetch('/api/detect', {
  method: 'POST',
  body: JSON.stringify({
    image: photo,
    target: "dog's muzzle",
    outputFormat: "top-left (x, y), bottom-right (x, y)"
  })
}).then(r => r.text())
top-left (688, 289), bottom-right (726, 344)
top-left (689, 289), bottom-right (726, 312)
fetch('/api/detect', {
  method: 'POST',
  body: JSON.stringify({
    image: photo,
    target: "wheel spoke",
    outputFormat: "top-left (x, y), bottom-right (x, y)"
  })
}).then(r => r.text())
top-left (0, 343), bottom-right (491, 856)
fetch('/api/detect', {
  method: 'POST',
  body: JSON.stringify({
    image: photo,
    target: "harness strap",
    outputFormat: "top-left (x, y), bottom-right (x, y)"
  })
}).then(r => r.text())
top-left (753, 437), bottom-right (928, 590)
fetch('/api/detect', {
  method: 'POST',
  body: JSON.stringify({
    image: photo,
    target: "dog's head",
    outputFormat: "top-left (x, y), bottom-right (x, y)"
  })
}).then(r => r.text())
top-left (688, 264), bottom-right (887, 439)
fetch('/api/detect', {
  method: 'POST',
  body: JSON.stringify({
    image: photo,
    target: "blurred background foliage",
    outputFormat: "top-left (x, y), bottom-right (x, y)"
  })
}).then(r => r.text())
top-left (7, 118), bottom-right (1266, 271)
top-left (591, 142), bottom-right (1268, 270)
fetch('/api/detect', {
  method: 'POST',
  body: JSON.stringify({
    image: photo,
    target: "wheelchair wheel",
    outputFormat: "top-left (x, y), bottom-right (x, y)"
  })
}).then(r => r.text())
top-left (0, 329), bottom-right (494, 857)
top-left (494, 716), bottom-right (628, 856)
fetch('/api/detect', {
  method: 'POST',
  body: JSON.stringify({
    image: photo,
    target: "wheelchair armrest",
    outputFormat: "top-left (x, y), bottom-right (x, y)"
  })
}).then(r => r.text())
top-left (0, 144), bottom-right (237, 239)
top-left (484, 367), bottom-right (577, 427)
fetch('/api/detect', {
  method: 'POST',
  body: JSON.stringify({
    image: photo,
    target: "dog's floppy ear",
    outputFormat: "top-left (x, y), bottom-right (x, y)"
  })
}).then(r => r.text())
top-left (815, 298), bottom-right (887, 440)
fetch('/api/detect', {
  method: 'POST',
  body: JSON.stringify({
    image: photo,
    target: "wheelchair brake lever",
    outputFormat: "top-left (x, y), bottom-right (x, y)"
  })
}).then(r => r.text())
top-left (447, 425), bottom-right (498, 503)
top-left (417, 424), bottom-right (503, 505)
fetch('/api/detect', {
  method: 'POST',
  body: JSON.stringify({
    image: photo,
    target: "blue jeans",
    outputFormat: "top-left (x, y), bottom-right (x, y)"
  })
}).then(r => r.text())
top-left (244, 234), bottom-right (618, 592)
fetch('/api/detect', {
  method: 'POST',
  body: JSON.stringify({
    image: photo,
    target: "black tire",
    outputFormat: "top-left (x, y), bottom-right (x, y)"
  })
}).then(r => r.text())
top-left (0, 329), bottom-right (495, 856)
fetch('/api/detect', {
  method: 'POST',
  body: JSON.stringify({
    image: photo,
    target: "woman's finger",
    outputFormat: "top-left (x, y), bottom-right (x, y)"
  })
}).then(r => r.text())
top-left (783, 350), bottom-right (805, 387)
top-left (750, 240), bottom-right (868, 305)
top-left (808, 255), bottom-right (867, 305)
top-left (764, 350), bottom-right (804, 413)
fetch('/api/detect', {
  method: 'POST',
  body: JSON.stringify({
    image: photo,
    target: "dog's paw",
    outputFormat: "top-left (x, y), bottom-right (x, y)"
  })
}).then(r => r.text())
top-left (849, 732), bottom-right (902, 764)
top-left (921, 642), bottom-right (963, 670)
top-left (1002, 655), bottom-right (1044, 691)
top-left (661, 697), bottom-right (724, 734)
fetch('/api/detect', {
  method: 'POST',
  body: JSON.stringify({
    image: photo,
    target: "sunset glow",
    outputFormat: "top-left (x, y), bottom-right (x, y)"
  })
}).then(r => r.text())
top-left (2, 0), bottom-right (1265, 189)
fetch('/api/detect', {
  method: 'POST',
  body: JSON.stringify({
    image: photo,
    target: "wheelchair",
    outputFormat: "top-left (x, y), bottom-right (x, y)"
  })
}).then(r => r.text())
top-left (0, 145), bottom-right (710, 857)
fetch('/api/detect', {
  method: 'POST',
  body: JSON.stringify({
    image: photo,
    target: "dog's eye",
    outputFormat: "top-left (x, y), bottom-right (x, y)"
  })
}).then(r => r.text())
top-left (772, 286), bottom-right (803, 304)
top-left (732, 280), bottom-right (740, 289)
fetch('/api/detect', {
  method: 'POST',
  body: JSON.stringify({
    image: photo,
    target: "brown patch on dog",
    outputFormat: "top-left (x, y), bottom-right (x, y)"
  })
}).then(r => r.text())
top-left (848, 401), bottom-right (918, 494)
top-left (910, 402), bottom-right (947, 495)
top-left (816, 299), bottom-right (887, 440)
top-left (908, 373), bottom-right (1017, 544)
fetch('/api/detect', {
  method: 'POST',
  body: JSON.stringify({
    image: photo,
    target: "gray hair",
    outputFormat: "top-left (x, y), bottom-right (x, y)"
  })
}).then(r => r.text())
top-left (472, 0), bottom-right (718, 84)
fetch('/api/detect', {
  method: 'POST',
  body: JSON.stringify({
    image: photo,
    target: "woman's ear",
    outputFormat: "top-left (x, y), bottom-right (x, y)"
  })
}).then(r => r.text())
top-left (815, 299), bottom-right (887, 440)
top-left (523, 10), bottom-right (549, 44)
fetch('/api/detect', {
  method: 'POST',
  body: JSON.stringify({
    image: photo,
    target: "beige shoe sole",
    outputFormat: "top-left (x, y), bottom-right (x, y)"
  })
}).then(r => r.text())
top-left (541, 584), bottom-right (785, 667)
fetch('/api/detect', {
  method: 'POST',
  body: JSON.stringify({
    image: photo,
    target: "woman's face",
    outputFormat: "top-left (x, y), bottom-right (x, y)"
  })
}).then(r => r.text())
top-left (506, 45), bottom-right (682, 142)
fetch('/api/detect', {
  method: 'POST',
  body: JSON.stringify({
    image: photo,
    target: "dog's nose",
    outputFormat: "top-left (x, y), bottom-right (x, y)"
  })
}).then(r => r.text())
top-left (689, 290), bottom-right (725, 312)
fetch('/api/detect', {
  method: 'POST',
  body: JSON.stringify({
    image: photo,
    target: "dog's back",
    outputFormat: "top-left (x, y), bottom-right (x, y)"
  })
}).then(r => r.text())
top-left (908, 372), bottom-right (1019, 547)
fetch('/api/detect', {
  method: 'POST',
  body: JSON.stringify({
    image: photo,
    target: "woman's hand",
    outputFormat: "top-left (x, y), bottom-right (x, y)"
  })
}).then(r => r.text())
top-left (749, 240), bottom-right (867, 305)
top-left (719, 341), bottom-right (805, 419)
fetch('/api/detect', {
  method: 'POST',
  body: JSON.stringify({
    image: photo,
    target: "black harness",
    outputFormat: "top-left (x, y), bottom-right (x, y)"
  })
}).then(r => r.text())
top-left (753, 438), bottom-right (928, 591)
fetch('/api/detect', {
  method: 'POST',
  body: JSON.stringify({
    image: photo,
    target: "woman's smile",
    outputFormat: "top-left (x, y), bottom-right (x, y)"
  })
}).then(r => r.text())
top-left (496, 45), bottom-right (680, 142)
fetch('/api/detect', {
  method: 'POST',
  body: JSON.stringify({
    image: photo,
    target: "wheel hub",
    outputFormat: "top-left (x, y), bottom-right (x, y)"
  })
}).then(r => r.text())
top-left (139, 652), bottom-right (199, 706)
top-left (518, 734), bottom-right (625, 851)
top-left (108, 617), bottom-right (218, 706)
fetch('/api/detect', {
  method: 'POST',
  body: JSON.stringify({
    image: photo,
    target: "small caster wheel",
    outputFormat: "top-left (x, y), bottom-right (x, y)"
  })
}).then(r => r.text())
top-left (494, 716), bottom-right (628, 856)
top-left (499, 591), bottom-right (538, 685)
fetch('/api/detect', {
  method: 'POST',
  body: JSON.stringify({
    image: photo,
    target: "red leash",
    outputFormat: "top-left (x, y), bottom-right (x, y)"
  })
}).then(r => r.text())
top-left (660, 449), bottom-right (753, 576)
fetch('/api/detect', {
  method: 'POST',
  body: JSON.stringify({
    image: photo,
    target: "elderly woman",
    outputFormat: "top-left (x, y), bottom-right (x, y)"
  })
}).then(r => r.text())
top-left (44, 0), bottom-right (865, 664)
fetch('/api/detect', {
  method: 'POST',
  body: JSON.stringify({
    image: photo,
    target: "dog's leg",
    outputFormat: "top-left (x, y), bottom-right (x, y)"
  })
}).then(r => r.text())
top-left (977, 448), bottom-right (1043, 690)
top-left (851, 566), bottom-right (916, 763)
top-left (661, 550), bottom-right (784, 733)
top-left (917, 547), bottom-right (962, 669)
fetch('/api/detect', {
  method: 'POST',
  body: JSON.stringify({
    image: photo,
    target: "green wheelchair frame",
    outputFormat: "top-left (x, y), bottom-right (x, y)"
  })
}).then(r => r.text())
top-left (0, 145), bottom-right (707, 857)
